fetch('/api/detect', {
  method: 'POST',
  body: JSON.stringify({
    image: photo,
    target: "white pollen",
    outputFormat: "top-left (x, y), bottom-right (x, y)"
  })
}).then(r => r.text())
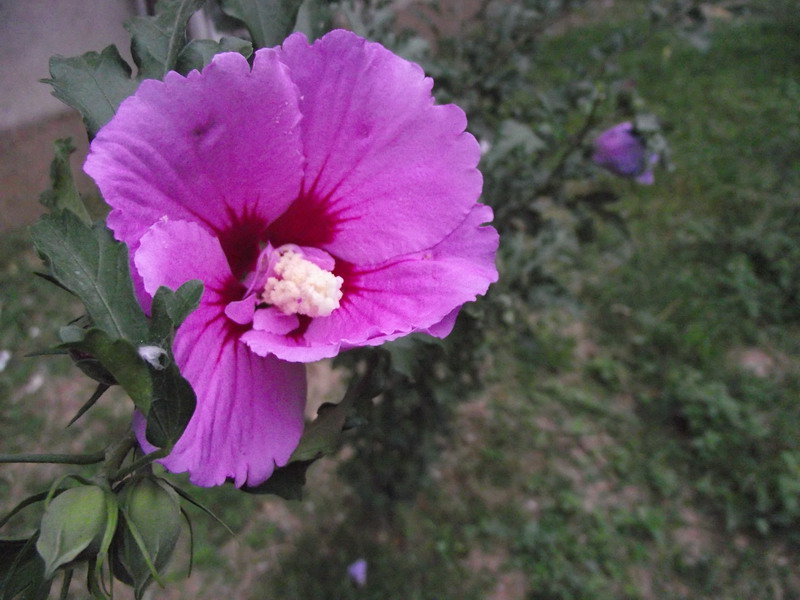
top-left (261, 250), bottom-right (343, 318)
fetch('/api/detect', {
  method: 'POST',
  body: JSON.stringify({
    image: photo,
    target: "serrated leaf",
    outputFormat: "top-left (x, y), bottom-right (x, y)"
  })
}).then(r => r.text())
top-left (38, 139), bottom-right (90, 224)
top-left (242, 459), bottom-right (313, 500)
top-left (44, 45), bottom-right (138, 138)
top-left (30, 211), bottom-right (148, 344)
top-left (149, 281), bottom-right (204, 342)
top-left (175, 37), bottom-right (253, 74)
top-left (0, 537), bottom-right (52, 600)
top-left (30, 214), bottom-right (199, 445)
top-left (126, 0), bottom-right (205, 80)
top-left (220, 0), bottom-right (304, 49)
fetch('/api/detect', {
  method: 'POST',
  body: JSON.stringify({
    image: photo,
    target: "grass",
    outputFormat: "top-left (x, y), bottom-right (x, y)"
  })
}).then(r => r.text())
top-left (1, 5), bottom-right (799, 599)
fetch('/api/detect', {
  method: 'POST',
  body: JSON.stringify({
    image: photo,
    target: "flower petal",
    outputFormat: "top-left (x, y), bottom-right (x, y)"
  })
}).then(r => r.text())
top-left (270, 30), bottom-right (483, 264)
top-left (133, 219), bottom-right (306, 487)
top-left (85, 49), bottom-right (305, 275)
top-left (155, 313), bottom-right (306, 487)
top-left (135, 219), bottom-right (237, 301)
top-left (243, 205), bottom-right (498, 361)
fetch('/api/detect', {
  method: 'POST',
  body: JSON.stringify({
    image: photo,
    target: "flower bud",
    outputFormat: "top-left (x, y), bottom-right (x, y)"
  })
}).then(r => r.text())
top-left (113, 476), bottom-right (181, 599)
top-left (591, 122), bottom-right (656, 184)
top-left (36, 485), bottom-right (110, 579)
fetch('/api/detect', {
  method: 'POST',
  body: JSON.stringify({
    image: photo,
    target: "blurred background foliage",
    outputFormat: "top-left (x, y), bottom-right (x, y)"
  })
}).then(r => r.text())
top-left (1, 0), bottom-right (800, 598)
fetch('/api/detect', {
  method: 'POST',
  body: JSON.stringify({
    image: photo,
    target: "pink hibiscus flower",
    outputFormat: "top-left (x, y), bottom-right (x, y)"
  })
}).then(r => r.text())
top-left (84, 30), bottom-right (498, 487)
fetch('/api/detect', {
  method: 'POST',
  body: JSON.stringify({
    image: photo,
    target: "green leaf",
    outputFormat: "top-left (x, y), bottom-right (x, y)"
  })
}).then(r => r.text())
top-left (149, 281), bottom-right (204, 340)
top-left (0, 537), bottom-right (52, 600)
top-left (30, 213), bottom-right (199, 446)
top-left (44, 45), bottom-right (138, 138)
top-left (294, 0), bottom-right (334, 42)
top-left (241, 459), bottom-right (313, 500)
top-left (145, 363), bottom-right (197, 449)
top-left (126, 0), bottom-right (205, 80)
top-left (30, 211), bottom-right (149, 344)
top-left (175, 37), bottom-right (253, 74)
top-left (220, 0), bottom-right (304, 49)
top-left (38, 139), bottom-right (91, 224)
top-left (65, 329), bottom-right (154, 414)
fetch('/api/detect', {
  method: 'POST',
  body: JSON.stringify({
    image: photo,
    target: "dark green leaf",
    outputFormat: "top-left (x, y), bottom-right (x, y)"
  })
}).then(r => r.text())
top-left (149, 281), bottom-right (204, 340)
top-left (220, 0), bottom-right (304, 49)
top-left (383, 334), bottom-right (441, 381)
top-left (294, 0), bottom-right (334, 42)
top-left (30, 211), bottom-right (149, 344)
top-left (175, 37), bottom-right (253, 75)
top-left (0, 537), bottom-right (52, 600)
top-left (63, 329), bottom-right (152, 412)
top-left (38, 139), bottom-right (90, 224)
top-left (126, 0), bottom-right (205, 80)
top-left (44, 45), bottom-right (137, 138)
top-left (241, 459), bottom-right (313, 500)
top-left (144, 364), bottom-right (196, 449)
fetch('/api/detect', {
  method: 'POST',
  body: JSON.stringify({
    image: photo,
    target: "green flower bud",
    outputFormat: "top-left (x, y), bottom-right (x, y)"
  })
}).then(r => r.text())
top-left (113, 476), bottom-right (181, 599)
top-left (36, 485), bottom-right (109, 579)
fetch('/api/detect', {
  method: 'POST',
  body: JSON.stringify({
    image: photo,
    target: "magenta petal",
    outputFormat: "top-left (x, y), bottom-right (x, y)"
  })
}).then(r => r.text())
top-left (244, 204), bottom-right (498, 361)
top-left (225, 296), bottom-right (256, 325)
top-left (85, 50), bottom-right (304, 254)
top-left (309, 204), bottom-right (498, 346)
top-left (134, 220), bottom-right (236, 301)
top-left (133, 219), bottom-right (306, 487)
top-left (252, 307), bottom-right (300, 335)
top-left (241, 328), bottom-right (341, 362)
top-left (154, 313), bottom-right (306, 487)
top-left (274, 31), bottom-right (483, 264)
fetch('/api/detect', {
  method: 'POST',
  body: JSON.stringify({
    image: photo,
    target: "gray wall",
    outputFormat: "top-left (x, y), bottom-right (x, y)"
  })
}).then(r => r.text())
top-left (0, 0), bottom-right (136, 131)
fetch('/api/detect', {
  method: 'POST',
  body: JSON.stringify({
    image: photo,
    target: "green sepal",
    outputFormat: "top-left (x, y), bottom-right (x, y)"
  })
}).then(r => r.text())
top-left (126, 0), bottom-right (205, 80)
top-left (35, 486), bottom-right (109, 579)
top-left (220, 0), bottom-right (304, 49)
top-left (38, 139), bottom-right (90, 225)
top-left (67, 383), bottom-right (111, 427)
top-left (43, 45), bottom-right (138, 138)
top-left (175, 37), bottom-right (253, 74)
top-left (113, 476), bottom-right (181, 599)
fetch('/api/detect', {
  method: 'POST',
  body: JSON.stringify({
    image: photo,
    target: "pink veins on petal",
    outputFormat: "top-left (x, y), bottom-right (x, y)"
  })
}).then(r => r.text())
top-left (84, 29), bottom-right (499, 488)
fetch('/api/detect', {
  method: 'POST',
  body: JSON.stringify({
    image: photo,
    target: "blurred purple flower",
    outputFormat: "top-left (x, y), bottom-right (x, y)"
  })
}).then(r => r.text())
top-left (591, 121), bottom-right (656, 185)
top-left (348, 559), bottom-right (368, 587)
top-left (85, 30), bottom-right (498, 488)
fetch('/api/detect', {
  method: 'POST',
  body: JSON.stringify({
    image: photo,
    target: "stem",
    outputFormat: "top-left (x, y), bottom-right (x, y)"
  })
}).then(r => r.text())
top-left (0, 451), bottom-right (105, 465)
top-left (111, 447), bottom-right (169, 481)
top-left (96, 431), bottom-right (137, 483)
top-left (539, 90), bottom-right (603, 195)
